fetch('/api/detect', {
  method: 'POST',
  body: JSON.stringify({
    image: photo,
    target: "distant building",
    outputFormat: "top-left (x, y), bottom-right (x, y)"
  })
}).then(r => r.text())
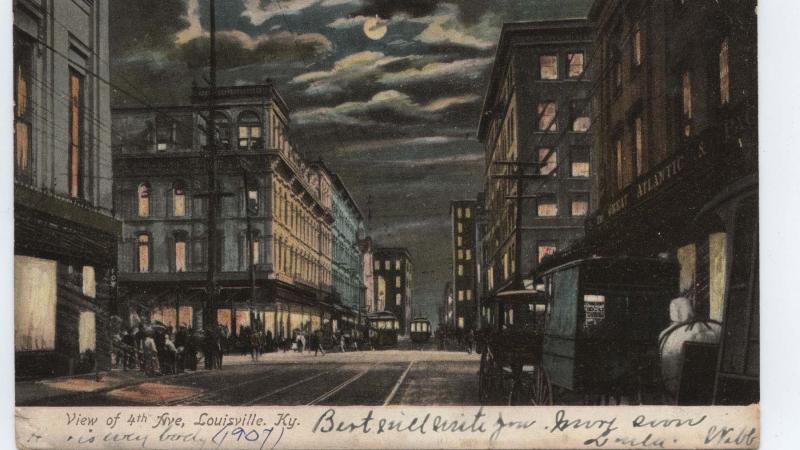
top-left (359, 237), bottom-right (375, 313)
top-left (372, 248), bottom-right (413, 335)
top-left (450, 200), bottom-right (479, 331)
top-left (440, 282), bottom-right (454, 329)
top-left (14, 0), bottom-right (121, 379)
top-left (111, 82), bottom-right (353, 341)
top-left (474, 192), bottom-right (489, 327)
top-left (477, 19), bottom-right (593, 306)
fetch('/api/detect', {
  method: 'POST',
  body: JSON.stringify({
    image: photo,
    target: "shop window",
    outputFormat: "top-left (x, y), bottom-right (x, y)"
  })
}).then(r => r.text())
top-left (14, 256), bottom-right (57, 351)
top-left (709, 232), bottom-right (727, 322)
top-left (571, 197), bottom-right (589, 216)
top-left (69, 70), bottom-right (84, 198)
top-left (238, 111), bottom-right (262, 150)
top-left (537, 102), bottom-right (557, 131)
top-left (137, 234), bottom-right (151, 273)
top-left (682, 71), bottom-right (693, 137)
top-left (137, 183), bottom-right (150, 217)
top-left (14, 35), bottom-right (33, 178)
top-left (539, 55), bottom-right (558, 80)
top-left (567, 52), bottom-right (584, 78)
top-left (82, 266), bottom-right (96, 298)
top-left (537, 196), bottom-right (558, 217)
top-left (538, 148), bottom-right (557, 175)
top-left (78, 310), bottom-right (96, 353)
top-left (632, 24), bottom-right (642, 67)
top-left (633, 115), bottom-right (644, 176)
top-left (677, 243), bottom-right (696, 293)
top-left (173, 181), bottom-right (186, 216)
top-left (570, 148), bottom-right (590, 177)
top-left (719, 38), bottom-right (730, 105)
top-left (538, 243), bottom-right (557, 263)
top-left (570, 100), bottom-right (591, 132)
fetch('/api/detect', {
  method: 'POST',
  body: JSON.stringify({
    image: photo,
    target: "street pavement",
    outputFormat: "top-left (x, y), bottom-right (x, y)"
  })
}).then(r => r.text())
top-left (17, 348), bottom-right (481, 406)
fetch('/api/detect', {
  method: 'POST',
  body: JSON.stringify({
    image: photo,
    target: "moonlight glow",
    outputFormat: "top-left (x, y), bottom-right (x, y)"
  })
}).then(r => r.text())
top-left (363, 16), bottom-right (388, 40)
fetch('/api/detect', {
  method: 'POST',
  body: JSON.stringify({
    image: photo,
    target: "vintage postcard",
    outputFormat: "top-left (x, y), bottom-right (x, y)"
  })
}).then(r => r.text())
top-left (12, 0), bottom-right (759, 448)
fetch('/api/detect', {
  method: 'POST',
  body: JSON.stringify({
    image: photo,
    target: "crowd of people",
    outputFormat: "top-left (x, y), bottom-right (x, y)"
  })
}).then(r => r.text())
top-left (435, 327), bottom-right (476, 354)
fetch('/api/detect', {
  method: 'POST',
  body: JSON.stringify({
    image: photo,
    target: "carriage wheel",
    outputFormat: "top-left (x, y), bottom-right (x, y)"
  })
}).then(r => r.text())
top-left (531, 366), bottom-right (553, 406)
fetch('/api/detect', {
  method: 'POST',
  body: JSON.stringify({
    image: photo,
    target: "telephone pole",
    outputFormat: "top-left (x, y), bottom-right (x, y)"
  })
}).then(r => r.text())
top-left (204, 0), bottom-right (219, 334)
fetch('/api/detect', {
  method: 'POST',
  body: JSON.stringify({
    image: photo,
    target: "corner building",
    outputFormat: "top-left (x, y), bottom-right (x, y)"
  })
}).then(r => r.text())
top-left (112, 82), bottom-right (350, 341)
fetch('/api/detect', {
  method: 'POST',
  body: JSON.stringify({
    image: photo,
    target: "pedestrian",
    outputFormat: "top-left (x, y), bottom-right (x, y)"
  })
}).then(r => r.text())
top-left (215, 326), bottom-right (224, 369)
top-left (175, 326), bottom-right (188, 373)
top-left (250, 329), bottom-right (260, 361)
top-left (142, 328), bottom-right (160, 376)
top-left (163, 333), bottom-right (178, 374)
top-left (313, 331), bottom-right (325, 356)
top-left (265, 330), bottom-right (273, 353)
top-left (121, 329), bottom-right (135, 370)
top-left (339, 333), bottom-right (346, 353)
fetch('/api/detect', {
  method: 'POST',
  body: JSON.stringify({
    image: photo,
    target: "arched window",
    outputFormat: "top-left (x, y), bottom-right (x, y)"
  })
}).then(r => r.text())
top-left (173, 181), bottom-right (186, 216)
top-left (174, 231), bottom-right (188, 272)
top-left (238, 112), bottom-right (262, 150)
top-left (137, 183), bottom-right (150, 217)
top-left (214, 112), bottom-right (231, 148)
top-left (137, 234), bottom-right (151, 273)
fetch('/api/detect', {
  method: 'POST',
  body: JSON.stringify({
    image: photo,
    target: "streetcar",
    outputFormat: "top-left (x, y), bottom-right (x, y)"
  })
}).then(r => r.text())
top-left (366, 311), bottom-right (399, 349)
top-left (409, 318), bottom-right (432, 344)
top-left (479, 256), bottom-right (679, 405)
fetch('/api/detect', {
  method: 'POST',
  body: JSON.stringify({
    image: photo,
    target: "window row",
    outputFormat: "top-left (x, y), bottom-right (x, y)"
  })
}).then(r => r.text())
top-left (457, 289), bottom-right (473, 301)
top-left (373, 259), bottom-right (404, 271)
top-left (133, 232), bottom-right (264, 274)
top-left (535, 195), bottom-right (589, 218)
top-left (455, 207), bottom-right (473, 219)
top-left (456, 248), bottom-right (473, 261)
top-left (536, 100), bottom-right (591, 133)
top-left (538, 52), bottom-right (585, 80)
top-left (538, 147), bottom-right (591, 177)
top-left (272, 184), bottom-right (326, 250)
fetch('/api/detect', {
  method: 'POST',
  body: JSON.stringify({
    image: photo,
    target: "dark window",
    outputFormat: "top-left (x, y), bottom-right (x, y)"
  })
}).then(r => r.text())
top-left (570, 100), bottom-right (591, 132)
top-left (214, 112), bottom-right (231, 148)
top-left (156, 115), bottom-right (174, 151)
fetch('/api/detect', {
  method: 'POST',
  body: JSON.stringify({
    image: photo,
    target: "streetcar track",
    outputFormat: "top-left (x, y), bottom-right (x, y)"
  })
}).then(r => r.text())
top-left (159, 367), bottom-right (278, 406)
top-left (243, 368), bottom-right (337, 406)
top-left (383, 361), bottom-right (414, 406)
top-left (306, 364), bottom-right (378, 405)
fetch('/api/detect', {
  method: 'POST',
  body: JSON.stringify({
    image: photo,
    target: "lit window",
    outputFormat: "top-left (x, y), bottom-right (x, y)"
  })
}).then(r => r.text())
top-left (466, 249), bottom-right (472, 260)
top-left (538, 148), bottom-right (557, 175)
top-left (458, 249), bottom-right (464, 260)
top-left (465, 208), bottom-right (472, 218)
top-left (537, 197), bottom-right (558, 217)
top-left (539, 55), bottom-right (558, 80)
top-left (458, 290), bottom-right (464, 301)
top-left (682, 71), bottom-right (693, 136)
top-left (14, 256), bottom-right (57, 351)
top-left (571, 198), bottom-right (588, 216)
top-left (374, 260), bottom-right (380, 270)
top-left (538, 244), bottom-right (557, 263)
top-left (719, 38), bottom-right (730, 105)
top-left (14, 36), bottom-right (32, 176)
top-left (457, 223), bottom-right (463, 233)
top-left (395, 260), bottom-right (401, 270)
top-left (466, 290), bottom-right (472, 301)
top-left (395, 276), bottom-right (401, 288)
top-left (69, 71), bottom-right (84, 198)
top-left (78, 310), bottom-right (96, 353)
top-left (457, 207), bottom-right (463, 218)
top-left (458, 317), bottom-right (464, 329)
top-left (82, 266), bottom-right (96, 298)
top-left (632, 25), bottom-right (642, 67)
top-left (570, 100), bottom-right (591, 132)
top-left (538, 102), bottom-right (557, 131)
top-left (156, 115), bottom-right (173, 151)
top-left (567, 52), bottom-right (584, 78)
top-left (138, 183), bottom-right (150, 217)
top-left (571, 152), bottom-right (590, 178)
top-left (395, 293), bottom-right (402, 305)
top-left (458, 264), bottom-right (464, 276)
top-left (634, 116), bottom-right (644, 176)
top-left (173, 182), bottom-right (186, 216)
top-left (385, 260), bottom-right (390, 270)
top-left (238, 112), bottom-right (262, 150)
top-left (247, 188), bottom-right (259, 214)
top-left (457, 236), bottom-right (462, 246)
top-left (252, 238), bottom-right (260, 265)
top-left (615, 138), bottom-right (626, 190)
top-left (175, 239), bottom-right (187, 272)
top-left (138, 234), bottom-right (150, 273)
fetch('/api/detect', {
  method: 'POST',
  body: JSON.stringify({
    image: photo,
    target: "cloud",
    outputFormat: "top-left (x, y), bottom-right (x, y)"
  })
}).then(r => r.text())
top-left (292, 89), bottom-right (479, 125)
top-left (291, 51), bottom-right (420, 96)
top-left (179, 31), bottom-right (332, 69)
top-left (327, 15), bottom-right (368, 29)
top-left (378, 57), bottom-right (492, 85)
top-left (110, 0), bottom-right (189, 55)
top-left (176, 0), bottom-right (204, 44)
top-left (242, 0), bottom-right (362, 26)
top-left (336, 136), bottom-right (463, 153)
top-left (410, 9), bottom-right (495, 50)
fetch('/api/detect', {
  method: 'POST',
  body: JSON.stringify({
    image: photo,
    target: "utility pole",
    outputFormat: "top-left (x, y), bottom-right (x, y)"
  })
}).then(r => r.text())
top-left (204, 0), bottom-right (219, 338)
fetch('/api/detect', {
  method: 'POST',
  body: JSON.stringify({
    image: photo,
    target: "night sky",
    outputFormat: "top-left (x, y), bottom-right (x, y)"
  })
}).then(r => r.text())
top-left (109, 0), bottom-right (592, 326)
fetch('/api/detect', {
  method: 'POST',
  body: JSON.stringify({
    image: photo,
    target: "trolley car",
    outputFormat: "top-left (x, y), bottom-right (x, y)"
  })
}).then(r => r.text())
top-left (410, 318), bottom-right (432, 344)
top-left (479, 256), bottom-right (679, 405)
top-left (367, 311), bottom-right (399, 349)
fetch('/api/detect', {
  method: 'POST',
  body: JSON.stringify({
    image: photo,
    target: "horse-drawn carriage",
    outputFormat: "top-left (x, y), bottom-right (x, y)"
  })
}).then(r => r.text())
top-left (479, 256), bottom-right (679, 405)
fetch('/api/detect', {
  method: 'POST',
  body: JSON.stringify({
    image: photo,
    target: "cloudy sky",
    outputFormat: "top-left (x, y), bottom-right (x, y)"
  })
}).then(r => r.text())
top-left (109, 0), bottom-right (591, 325)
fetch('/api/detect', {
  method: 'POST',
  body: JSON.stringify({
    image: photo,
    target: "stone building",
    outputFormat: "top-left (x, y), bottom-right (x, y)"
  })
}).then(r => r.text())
top-left (111, 82), bottom-right (350, 341)
top-left (14, 0), bottom-right (121, 379)
top-left (372, 248), bottom-right (413, 335)
top-left (477, 18), bottom-right (594, 305)
top-left (450, 200), bottom-right (479, 331)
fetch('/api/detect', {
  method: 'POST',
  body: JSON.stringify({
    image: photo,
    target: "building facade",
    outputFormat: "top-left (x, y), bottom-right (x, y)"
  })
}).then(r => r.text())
top-left (477, 19), bottom-right (594, 304)
top-left (450, 200), bottom-right (479, 331)
top-left (372, 248), bottom-right (413, 335)
top-left (112, 82), bottom-right (349, 341)
top-left (579, 0), bottom-right (758, 404)
top-left (330, 174), bottom-right (365, 312)
top-left (359, 237), bottom-right (375, 313)
top-left (14, 0), bottom-right (121, 379)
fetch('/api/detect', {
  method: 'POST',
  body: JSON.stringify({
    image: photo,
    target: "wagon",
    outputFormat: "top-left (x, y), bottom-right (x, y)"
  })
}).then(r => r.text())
top-left (538, 256), bottom-right (679, 404)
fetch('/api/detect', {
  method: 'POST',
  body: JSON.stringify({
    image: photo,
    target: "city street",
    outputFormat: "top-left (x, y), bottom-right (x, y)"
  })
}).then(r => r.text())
top-left (18, 349), bottom-right (480, 407)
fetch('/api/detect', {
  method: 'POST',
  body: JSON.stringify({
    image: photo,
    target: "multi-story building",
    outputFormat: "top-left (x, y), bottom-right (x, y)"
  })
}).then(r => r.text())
top-left (477, 19), bottom-right (594, 304)
top-left (372, 248), bottom-right (413, 335)
top-left (474, 192), bottom-right (490, 327)
top-left (14, 0), bottom-right (121, 379)
top-left (440, 282), bottom-right (455, 329)
top-left (359, 237), bottom-right (375, 313)
top-left (450, 200), bottom-right (479, 331)
top-left (581, 0), bottom-right (758, 405)
top-left (331, 173), bottom-right (365, 312)
top-left (112, 82), bottom-right (343, 341)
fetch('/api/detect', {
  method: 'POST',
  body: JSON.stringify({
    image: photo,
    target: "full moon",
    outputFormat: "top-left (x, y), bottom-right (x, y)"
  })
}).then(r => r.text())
top-left (363, 16), bottom-right (388, 40)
